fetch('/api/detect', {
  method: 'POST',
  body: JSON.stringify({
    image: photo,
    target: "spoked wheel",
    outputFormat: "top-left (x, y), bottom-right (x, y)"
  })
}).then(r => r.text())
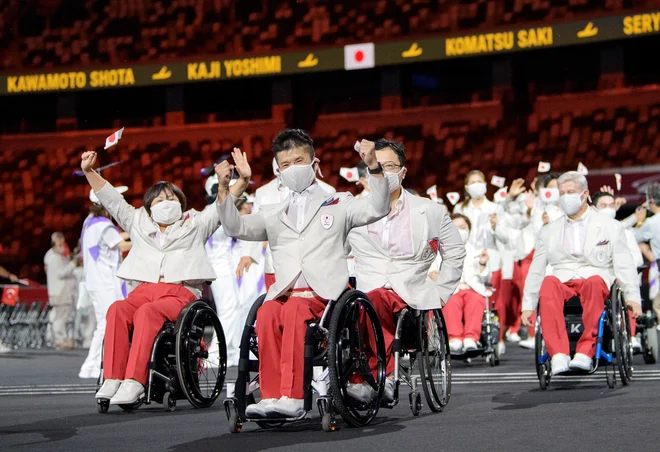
top-left (176, 300), bottom-right (227, 408)
top-left (611, 288), bottom-right (633, 385)
top-left (328, 290), bottom-right (386, 428)
top-left (417, 309), bottom-right (451, 412)
top-left (535, 317), bottom-right (550, 390)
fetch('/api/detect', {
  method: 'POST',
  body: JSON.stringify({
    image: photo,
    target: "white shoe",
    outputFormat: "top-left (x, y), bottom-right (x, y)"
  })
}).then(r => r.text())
top-left (109, 379), bottom-right (145, 405)
top-left (266, 396), bottom-right (305, 418)
top-left (95, 379), bottom-right (121, 400)
top-left (346, 382), bottom-right (375, 403)
top-left (245, 398), bottom-right (278, 418)
top-left (551, 353), bottom-right (571, 376)
top-left (506, 331), bottom-right (522, 343)
top-left (519, 337), bottom-right (535, 350)
top-left (463, 338), bottom-right (478, 352)
top-left (631, 336), bottom-right (642, 352)
top-left (0, 342), bottom-right (11, 353)
top-left (569, 353), bottom-right (593, 372)
top-left (497, 342), bottom-right (506, 355)
top-left (383, 376), bottom-right (395, 402)
top-left (449, 339), bottom-right (463, 353)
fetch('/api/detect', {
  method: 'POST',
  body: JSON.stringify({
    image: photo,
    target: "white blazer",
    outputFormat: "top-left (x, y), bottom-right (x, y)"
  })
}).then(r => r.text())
top-left (217, 176), bottom-right (390, 302)
top-left (522, 210), bottom-right (641, 312)
top-left (347, 193), bottom-right (466, 310)
top-left (95, 182), bottom-right (220, 287)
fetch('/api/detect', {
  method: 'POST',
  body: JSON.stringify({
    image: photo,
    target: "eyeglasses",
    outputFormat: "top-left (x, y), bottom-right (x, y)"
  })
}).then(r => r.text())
top-left (382, 162), bottom-right (402, 172)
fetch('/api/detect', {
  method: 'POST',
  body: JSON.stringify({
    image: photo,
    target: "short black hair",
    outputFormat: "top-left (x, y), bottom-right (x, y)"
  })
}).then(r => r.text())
top-left (591, 191), bottom-right (614, 206)
top-left (450, 213), bottom-right (472, 232)
top-left (272, 129), bottom-right (315, 159)
top-left (143, 181), bottom-right (187, 215)
top-left (535, 171), bottom-right (562, 190)
top-left (374, 139), bottom-right (406, 167)
top-left (356, 161), bottom-right (368, 179)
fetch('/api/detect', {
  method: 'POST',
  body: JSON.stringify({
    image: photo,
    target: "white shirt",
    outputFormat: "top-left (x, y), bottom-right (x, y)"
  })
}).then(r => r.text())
top-left (563, 207), bottom-right (591, 258)
top-left (82, 220), bottom-right (124, 290)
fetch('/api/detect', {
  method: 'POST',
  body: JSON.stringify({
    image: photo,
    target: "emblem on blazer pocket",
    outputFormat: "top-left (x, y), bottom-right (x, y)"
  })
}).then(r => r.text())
top-left (320, 214), bottom-right (334, 229)
top-left (596, 250), bottom-right (607, 263)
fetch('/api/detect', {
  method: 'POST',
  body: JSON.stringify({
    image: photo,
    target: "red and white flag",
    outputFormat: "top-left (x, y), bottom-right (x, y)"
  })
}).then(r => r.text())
top-left (540, 188), bottom-right (559, 204)
top-left (104, 127), bottom-right (124, 150)
top-left (577, 162), bottom-right (589, 175)
top-left (1, 286), bottom-right (18, 306)
top-left (538, 161), bottom-right (551, 173)
top-left (446, 192), bottom-right (460, 206)
top-left (491, 175), bottom-right (505, 188)
top-left (615, 173), bottom-right (622, 191)
top-left (344, 43), bottom-right (375, 70)
top-left (494, 187), bottom-right (508, 203)
top-left (426, 185), bottom-right (438, 201)
top-left (340, 167), bottom-right (360, 183)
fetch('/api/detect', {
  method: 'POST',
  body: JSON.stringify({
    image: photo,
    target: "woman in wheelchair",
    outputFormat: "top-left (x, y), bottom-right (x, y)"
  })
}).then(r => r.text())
top-left (439, 214), bottom-right (491, 354)
top-left (521, 171), bottom-right (642, 376)
top-left (80, 148), bottom-right (250, 405)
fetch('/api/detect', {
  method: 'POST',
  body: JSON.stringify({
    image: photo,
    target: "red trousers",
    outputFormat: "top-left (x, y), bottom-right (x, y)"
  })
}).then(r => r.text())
top-left (103, 283), bottom-right (196, 384)
top-left (255, 291), bottom-right (326, 399)
top-left (539, 276), bottom-right (609, 358)
top-left (264, 273), bottom-right (276, 291)
top-left (367, 288), bottom-right (408, 376)
top-left (443, 289), bottom-right (485, 341)
top-left (498, 251), bottom-right (535, 339)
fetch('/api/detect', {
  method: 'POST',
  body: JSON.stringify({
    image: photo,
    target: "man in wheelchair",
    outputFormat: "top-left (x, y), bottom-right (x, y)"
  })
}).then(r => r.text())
top-left (214, 129), bottom-right (390, 418)
top-left (346, 139), bottom-right (466, 402)
top-left (521, 171), bottom-right (642, 375)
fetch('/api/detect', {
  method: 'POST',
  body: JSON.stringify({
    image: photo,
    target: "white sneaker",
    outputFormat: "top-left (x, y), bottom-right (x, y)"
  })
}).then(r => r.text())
top-left (506, 331), bottom-right (522, 343)
top-left (0, 342), bottom-right (11, 353)
top-left (245, 398), bottom-right (278, 418)
top-left (109, 379), bottom-right (145, 405)
top-left (346, 382), bottom-right (376, 403)
top-left (463, 338), bottom-right (478, 352)
top-left (449, 339), bottom-right (463, 353)
top-left (519, 337), bottom-right (535, 350)
top-left (497, 342), bottom-right (506, 355)
top-left (631, 336), bottom-right (642, 352)
top-left (569, 353), bottom-right (593, 372)
top-left (551, 353), bottom-right (571, 376)
top-left (95, 379), bottom-right (122, 400)
top-left (266, 396), bottom-right (305, 417)
top-left (383, 376), bottom-right (395, 402)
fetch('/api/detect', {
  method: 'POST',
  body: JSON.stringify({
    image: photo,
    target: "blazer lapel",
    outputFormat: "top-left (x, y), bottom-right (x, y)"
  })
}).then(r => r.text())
top-left (299, 189), bottom-right (332, 233)
top-left (408, 196), bottom-right (428, 255)
top-left (276, 198), bottom-right (298, 234)
top-left (583, 220), bottom-right (601, 257)
top-left (361, 226), bottom-right (389, 257)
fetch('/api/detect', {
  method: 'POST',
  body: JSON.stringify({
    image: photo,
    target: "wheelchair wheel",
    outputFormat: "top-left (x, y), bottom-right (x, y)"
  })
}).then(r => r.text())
top-left (327, 290), bottom-right (386, 428)
top-left (175, 300), bottom-right (227, 408)
top-left (118, 401), bottom-right (143, 412)
top-left (417, 309), bottom-right (451, 412)
top-left (535, 318), bottom-right (550, 390)
top-left (611, 289), bottom-right (633, 385)
top-left (644, 325), bottom-right (658, 364)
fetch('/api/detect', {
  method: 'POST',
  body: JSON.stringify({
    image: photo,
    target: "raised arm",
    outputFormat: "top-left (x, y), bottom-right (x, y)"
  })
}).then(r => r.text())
top-left (346, 140), bottom-right (390, 228)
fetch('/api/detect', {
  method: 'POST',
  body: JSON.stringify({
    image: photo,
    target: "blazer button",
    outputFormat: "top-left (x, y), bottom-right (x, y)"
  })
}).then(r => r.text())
top-left (300, 236), bottom-right (305, 241)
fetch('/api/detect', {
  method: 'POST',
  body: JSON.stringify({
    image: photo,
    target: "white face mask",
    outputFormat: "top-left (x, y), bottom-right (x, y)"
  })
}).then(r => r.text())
top-left (466, 182), bottom-right (487, 200)
top-left (458, 229), bottom-right (470, 244)
top-left (597, 207), bottom-right (616, 219)
top-left (385, 168), bottom-right (404, 194)
top-left (279, 162), bottom-right (316, 194)
top-left (151, 200), bottom-right (182, 225)
top-left (559, 191), bottom-right (586, 216)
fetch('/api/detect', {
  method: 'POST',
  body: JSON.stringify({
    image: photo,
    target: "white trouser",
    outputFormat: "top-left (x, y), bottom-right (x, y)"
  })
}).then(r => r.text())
top-left (210, 274), bottom-right (240, 366)
top-left (79, 289), bottom-right (117, 376)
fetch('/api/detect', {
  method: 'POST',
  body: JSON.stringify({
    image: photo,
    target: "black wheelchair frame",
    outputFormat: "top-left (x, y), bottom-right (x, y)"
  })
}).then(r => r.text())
top-left (96, 299), bottom-right (227, 413)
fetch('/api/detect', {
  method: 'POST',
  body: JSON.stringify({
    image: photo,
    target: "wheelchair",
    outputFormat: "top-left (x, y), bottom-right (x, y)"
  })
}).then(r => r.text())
top-left (96, 299), bottom-right (227, 413)
top-left (636, 311), bottom-right (658, 364)
top-left (448, 287), bottom-right (501, 366)
top-left (385, 306), bottom-right (451, 416)
top-left (223, 289), bottom-right (386, 433)
top-left (535, 282), bottom-right (633, 390)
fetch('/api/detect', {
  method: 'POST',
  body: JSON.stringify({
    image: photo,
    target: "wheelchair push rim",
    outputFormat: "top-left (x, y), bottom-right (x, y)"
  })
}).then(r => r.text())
top-left (175, 300), bottom-right (227, 408)
top-left (417, 309), bottom-right (451, 411)
top-left (611, 288), bottom-right (633, 385)
top-left (327, 290), bottom-right (386, 428)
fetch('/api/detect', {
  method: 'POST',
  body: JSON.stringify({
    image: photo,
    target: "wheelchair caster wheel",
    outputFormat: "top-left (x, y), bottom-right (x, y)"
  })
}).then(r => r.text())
top-left (539, 372), bottom-right (549, 390)
top-left (409, 392), bottom-right (422, 416)
top-left (607, 374), bottom-right (615, 389)
top-left (322, 413), bottom-right (336, 432)
top-left (97, 399), bottom-right (109, 414)
top-left (229, 414), bottom-right (242, 433)
top-left (163, 391), bottom-right (176, 412)
top-left (118, 401), bottom-right (142, 412)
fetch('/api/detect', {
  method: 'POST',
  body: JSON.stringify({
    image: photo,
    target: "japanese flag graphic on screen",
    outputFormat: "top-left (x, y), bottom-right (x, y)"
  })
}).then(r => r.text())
top-left (344, 43), bottom-right (375, 70)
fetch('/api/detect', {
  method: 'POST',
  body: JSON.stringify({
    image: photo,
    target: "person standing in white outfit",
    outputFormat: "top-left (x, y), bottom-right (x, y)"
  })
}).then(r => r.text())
top-left (78, 189), bottom-right (132, 379)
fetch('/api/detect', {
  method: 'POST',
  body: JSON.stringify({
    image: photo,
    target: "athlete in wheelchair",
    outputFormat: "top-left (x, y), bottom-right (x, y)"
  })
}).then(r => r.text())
top-left (215, 130), bottom-right (391, 431)
top-left (521, 171), bottom-right (642, 389)
top-left (346, 139), bottom-right (465, 415)
top-left (80, 150), bottom-right (239, 411)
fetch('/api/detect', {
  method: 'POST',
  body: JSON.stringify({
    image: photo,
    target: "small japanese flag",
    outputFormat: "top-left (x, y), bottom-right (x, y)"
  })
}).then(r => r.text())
top-left (491, 175), bottom-right (506, 188)
top-left (340, 167), bottom-right (360, 183)
top-left (104, 127), bottom-right (124, 150)
top-left (446, 192), bottom-right (460, 206)
top-left (426, 185), bottom-right (438, 201)
top-left (577, 162), bottom-right (589, 175)
top-left (615, 173), bottom-right (622, 191)
top-left (494, 187), bottom-right (508, 203)
top-left (344, 43), bottom-right (375, 70)
top-left (538, 161), bottom-right (551, 173)
top-left (540, 188), bottom-right (559, 204)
